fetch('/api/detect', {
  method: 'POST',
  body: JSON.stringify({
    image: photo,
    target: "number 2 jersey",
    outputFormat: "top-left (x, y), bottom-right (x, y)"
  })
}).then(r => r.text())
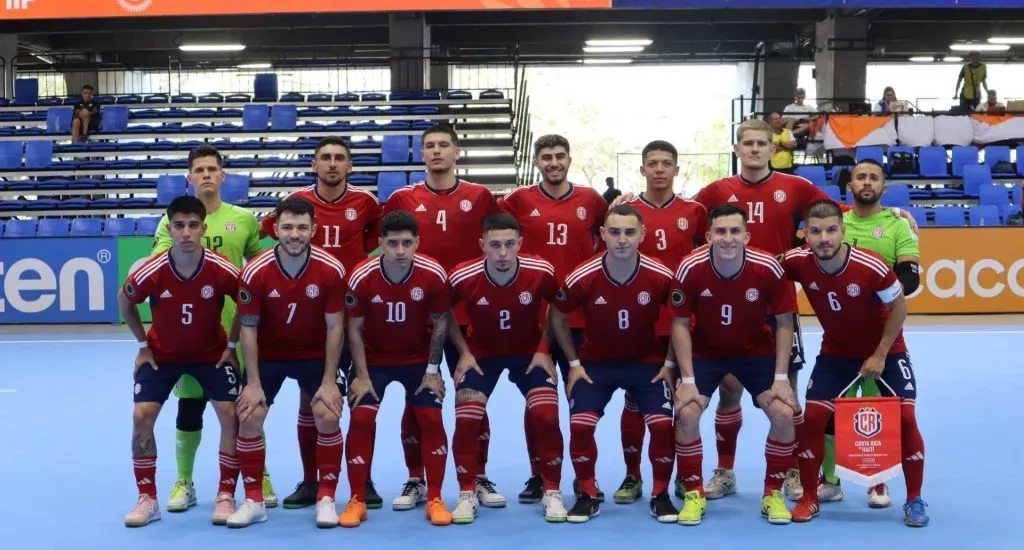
top-left (122, 249), bottom-right (240, 364)
top-left (237, 245), bottom-right (348, 362)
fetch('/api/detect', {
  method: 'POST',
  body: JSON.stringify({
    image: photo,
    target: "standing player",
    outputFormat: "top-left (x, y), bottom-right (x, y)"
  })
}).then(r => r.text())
top-left (226, 198), bottom-right (349, 529)
top-left (670, 204), bottom-right (799, 526)
top-left (383, 124), bottom-right (502, 509)
top-left (341, 211), bottom-right (453, 527)
top-left (259, 136), bottom-right (383, 509)
top-left (447, 213), bottom-right (567, 524)
top-left (808, 158), bottom-right (922, 506)
top-left (781, 200), bottom-right (929, 527)
top-left (617, 140), bottom-right (707, 504)
top-left (150, 145), bottom-right (270, 512)
top-left (551, 205), bottom-right (678, 524)
top-left (499, 134), bottom-right (608, 503)
top-left (121, 196), bottom-right (244, 527)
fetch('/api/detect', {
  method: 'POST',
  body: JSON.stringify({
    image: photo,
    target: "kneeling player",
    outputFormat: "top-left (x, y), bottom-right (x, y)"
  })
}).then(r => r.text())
top-left (781, 200), bottom-right (928, 527)
top-left (228, 198), bottom-right (348, 528)
top-left (671, 204), bottom-right (799, 526)
top-left (447, 213), bottom-right (566, 523)
top-left (553, 205), bottom-right (678, 524)
top-left (121, 196), bottom-right (243, 527)
top-left (343, 211), bottom-right (453, 527)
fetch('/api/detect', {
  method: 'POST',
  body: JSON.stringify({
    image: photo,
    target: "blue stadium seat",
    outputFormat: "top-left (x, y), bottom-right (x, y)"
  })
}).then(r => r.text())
top-left (377, 172), bottom-right (408, 202)
top-left (13, 79), bottom-right (39, 105)
top-left (3, 219), bottom-right (37, 237)
top-left (348, 174), bottom-right (376, 186)
top-left (199, 93), bottom-right (224, 104)
top-left (880, 184), bottom-right (910, 208)
top-left (1013, 185), bottom-right (1022, 206)
top-left (247, 196), bottom-right (280, 207)
top-left (171, 94), bottom-right (196, 104)
top-left (226, 93), bottom-right (250, 103)
top-left (308, 93), bottom-right (332, 102)
top-left (933, 207), bottom-right (966, 227)
top-left (37, 97), bottom-right (61, 106)
top-left (409, 171), bottom-right (427, 185)
top-left (983, 145), bottom-right (1013, 173)
top-left (242, 104), bottom-right (270, 131)
top-left (361, 92), bottom-right (386, 102)
top-left (951, 146), bottom-right (978, 177)
top-left (144, 94), bottom-right (170, 104)
top-left (46, 107), bottom-right (74, 134)
top-left (381, 136), bottom-right (410, 164)
top-left (416, 91), bottom-right (442, 101)
top-left (447, 90), bottom-right (472, 100)
top-left (0, 200), bottom-right (26, 211)
top-left (820, 185), bottom-right (841, 202)
top-left (389, 91), bottom-right (414, 101)
top-left (253, 74), bottom-right (279, 102)
top-left (829, 166), bottom-right (851, 186)
top-left (335, 93), bottom-right (359, 102)
top-left (855, 146), bottom-right (884, 166)
top-left (969, 205), bottom-right (1001, 226)
top-left (0, 141), bottom-right (22, 169)
top-left (99, 106), bottom-right (130, 133)
top-left (962, 164), bottom-right (992, 197)
top-left (1001, 204), bottom-right (1022, 224)
top-left (885, 146), bottom-right (916, 178)
top-left (917, 146), bottom-right (948, 178)
top-left (979, 184), bottom-right (1010, 207)
top-left (157, 175), bottom-right (188, 206)
top-left (351, 155), bottom-right (380, 166)
top-left (37, 218), bottom-right (70, 236)
top-left (794, 165), bottom-right (826, 187)
top-left (70, 218), bottom-right (103, 237)
top-left (221, 174), bottom-right (250, 204)
top-left (25, 199), bottom-right (59, 211)
top-left (412, 135), bottom-right (424, 163)
top-left (270, 105), bottom-right (298, 131)
top-left (411, 106), bottom-right (440, 115)
top-left (117, 95), bottom-right (142, 104)
top-left (58, 198), bottom-right (90, 210)
top-left (280, 92), bottom-right (305, 103)
top-left (89, 198), bottom-right (122, 209)
top-left (135, 217), bottom-right (160, 237)
top-left (96, 96), bottom-right (117, 105)
top-left (24, 140), bottom-right (54, 169)
top-left (0, 220), bottom-right (4, 236)
top-left (480, 89), bottom-right (504, 99)
top-left (905, 206), bottom-right (929, 228)
top-left (103, 218), bottom-right (134, 236)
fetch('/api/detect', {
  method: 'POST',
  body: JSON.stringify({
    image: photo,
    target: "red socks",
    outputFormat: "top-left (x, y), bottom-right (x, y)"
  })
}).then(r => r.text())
top-left (675, 439), bottom-right (704, 495)
top-left (715, 408), bottom-right (742, 469)
top-left (218, 450), bottom-right (241, 497)
top-left (796, 401), bottom-right (832, 502)
top-left (297, 411), bottom-right (318, 483)
top-left (346, 405), bottom-right (379, 501)
top-left (400, 405), bottom-right (424, 479)
top-left (454, 401), bottom-right (487, 491)
top-left (316, 430), bottom-right (343, 501)
top-left (791, 410), bottom-right (805, 470)
top-left (412, 407), bottom-right (448, 501)
top-left (644, 414), bottom-right (674, 495)
top-left (569, 412), bottom-right (600, 497)
top-left (765, 438), bottom-right (795, 495)
top-left (236, 437), bottom-right (264, 502)
top-left (900, 401), bottom-right (925, 501)
top-left (526, 388), bottom-right (562, 490)
top-left (477, 412), bottom-right (491, 473)
top-left (621, 396), bottom-right (645, 480)
top-left (133, 455), bottom-right (157, 499)
top-left (524, 407), bottom-right (540, 476)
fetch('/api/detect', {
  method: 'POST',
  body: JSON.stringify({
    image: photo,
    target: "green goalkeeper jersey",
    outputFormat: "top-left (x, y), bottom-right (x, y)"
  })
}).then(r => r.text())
top-left (842, 209), bottom-right (919, 267)
top-left (152, 202), bottom-right (262, 266)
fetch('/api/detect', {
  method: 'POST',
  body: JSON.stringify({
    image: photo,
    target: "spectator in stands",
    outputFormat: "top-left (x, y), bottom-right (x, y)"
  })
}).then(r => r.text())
top-left (873, 87), bottom-right (898, 113)
top-left (975, 89), bottom-right (1005, 114)
top-left (602, 176), bottom-right (621, 204)
top-left (955, 51), bottom-right (988, 112)
top-left (783, 87), bottom-right (817, 140)
top-left (768, 112), bottom-right (797, 173)
top-left (71, 85), bottom-right (100, 142)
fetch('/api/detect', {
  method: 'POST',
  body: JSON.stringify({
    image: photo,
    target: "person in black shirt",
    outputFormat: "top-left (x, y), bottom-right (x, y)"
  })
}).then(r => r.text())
top-left (602, 176), bottom-right (621, 204)
top-left (71, 85), bottom-right (100, 142)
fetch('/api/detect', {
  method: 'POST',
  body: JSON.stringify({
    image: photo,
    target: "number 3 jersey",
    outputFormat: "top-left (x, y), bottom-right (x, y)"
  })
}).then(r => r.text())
top-left (237, 245), bottom-right (348, 362)
top-left (345, 254), bottom-right (451, 367)
top-left (448, 254), bottom-right (559, 360)
top-left (122, 249), bottom-right (240, 364)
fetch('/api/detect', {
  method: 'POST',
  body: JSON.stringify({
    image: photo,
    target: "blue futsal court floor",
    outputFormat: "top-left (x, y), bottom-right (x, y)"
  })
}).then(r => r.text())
top-left (0, 319), bottom-right (1019, 549)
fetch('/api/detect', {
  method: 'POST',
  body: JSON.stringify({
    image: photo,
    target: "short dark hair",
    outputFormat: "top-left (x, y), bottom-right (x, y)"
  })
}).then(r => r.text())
top-left (187, 144), bottom-right (223, 171)
top-left (604, 203), bottom-right (643, 224)
top-left (481, 212), bottom-right (520, 235)
top-left (166, 195), bottom-right (206, 221)
top-left (707, 203), bottom-right (747, 227)
top-left (314, 136), bottom-right (351, 158)
top-left (805, 199), bottom-right (844, 223)
top-left (82, 85), bottom-right (94, 92)
top-left (852, 158), bottom-right (884, 173)
top-left (641, 140), bottom-right (678, 163)
top-left (274, 197), bottom-right (315, 223)
top-left (380, 210), bottom-right (419, 237)
top-left (421, 124), bottom-right (459, 146)
top-left (533, 134), bottom-right (570, 158)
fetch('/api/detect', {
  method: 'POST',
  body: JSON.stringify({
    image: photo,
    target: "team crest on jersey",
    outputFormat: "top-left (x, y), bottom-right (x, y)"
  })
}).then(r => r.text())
top-left (238, 288), bottom-right (252, 305)
top-left (519, 291), bottom-right (533, 305)
top-left (125, 281), bottom-right (137, 297)
top-left (576, 207), bottom-right (587, 221)
top-left (306, 284), bottom-right (320, 298)
top-left (670, 289), bottom-right (685, 306)
top-left (345, 292), bottom-right (358, 307)
top-left (459, 200), bottom-right (473, 212)
top-left (677, 218), bottom-right (689, 231)
top-left (846, 283), bottom-right (861, 297)
top-left (853, 406), bottom-right (882, 438)
top-left (637, 291), bottom-right (651, 305)
top-left (745, 288), bottom-right (759, 302)
top-left (411, 287), bottom-right (424, 301)
top-left (201, 285), bottom-right (215, 299)
top-left (224, 221), bottom-right (237, 233)
top-left (345, 208), bottom-right (358, 221)
top-left (556, 289), bottom-right (567, 302)
top-left (872, 226), bottom-right (885, 239)
top-left (773, 190), bottom-right (787, 203)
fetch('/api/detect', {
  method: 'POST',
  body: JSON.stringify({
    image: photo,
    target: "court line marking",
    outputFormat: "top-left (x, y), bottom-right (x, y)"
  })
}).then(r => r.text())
top-left (0, 389), bottom-right (16, 393)
top-left (0, 330), bottom-right (1022, 344)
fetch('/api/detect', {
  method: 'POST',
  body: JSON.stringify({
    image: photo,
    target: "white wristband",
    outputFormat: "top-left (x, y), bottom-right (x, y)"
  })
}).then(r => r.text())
top-left (680, 376), bottom-right (696, 385)
top-left (138, 340), bottom-right (148, 349)
top-left (426, 363), bottom-right (440, 374)
top-left (568, 359), bottom-right (581, 368)
top-left (227, 341), bottom-right (237, 350)
top-left (774, 373), bottom-right (789, 381)
top-left (663, 360), bottom-right (677, 369)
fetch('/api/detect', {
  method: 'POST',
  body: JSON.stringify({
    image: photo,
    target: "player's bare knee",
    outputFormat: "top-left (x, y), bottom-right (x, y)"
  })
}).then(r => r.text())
top-left (311, 401), bottom-right (340, 431)
top-left (298, 392), bottom-right (313, 412)
top-left (675, 402), bottom-right (703, 439)
top-left (210, 400), bottom-right (239, 425)
top-left (764, 399), bottom-right (794, 427)
top-left (456, 388), bottom-right (487, 404)
top-left (718, 378), bottom-right (744, 409)
top-left (132, 403), bottom-right (160, 429)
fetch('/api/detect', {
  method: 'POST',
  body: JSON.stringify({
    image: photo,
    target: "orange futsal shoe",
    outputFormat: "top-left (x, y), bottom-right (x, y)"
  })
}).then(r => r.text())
top-left (791, 497), bottom-right (820, 523)
top-left (426, 497), bottom-right (453, 526)
top-left (339, 498), bottom-right (368, 528)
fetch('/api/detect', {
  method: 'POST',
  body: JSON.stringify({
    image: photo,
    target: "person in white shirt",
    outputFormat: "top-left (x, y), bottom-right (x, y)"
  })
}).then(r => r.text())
top-left (783, 88), bottom-right (817, 139)
top-left (975, 89), bottom-right (1006, 114)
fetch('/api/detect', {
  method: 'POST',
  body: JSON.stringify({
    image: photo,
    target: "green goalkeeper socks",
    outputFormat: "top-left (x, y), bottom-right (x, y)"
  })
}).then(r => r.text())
top-left (175, 429), bottom-right (203, 483)
top-left (822, 379), bottom-right (884, 485)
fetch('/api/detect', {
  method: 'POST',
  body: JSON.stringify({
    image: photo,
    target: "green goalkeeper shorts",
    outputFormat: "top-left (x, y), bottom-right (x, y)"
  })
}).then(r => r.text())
top-left (173, 298), bottom-right (244, 400)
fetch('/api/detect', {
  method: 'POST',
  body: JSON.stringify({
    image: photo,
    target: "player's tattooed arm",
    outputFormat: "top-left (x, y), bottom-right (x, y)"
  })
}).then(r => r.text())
top-left (771, 313), bottom-right (794, 377)
top-left (428, 311), bottom-right (449, 366)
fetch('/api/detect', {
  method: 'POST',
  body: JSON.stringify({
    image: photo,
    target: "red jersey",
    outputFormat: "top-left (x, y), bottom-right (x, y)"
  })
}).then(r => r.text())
top-left (448, 254), bottom-right (559, 360)
top-left (692, 171), bottom-right (837, 255)
top-left (345, 254), bottom-right (450, 366)
top-left (237, 245), bottom-right (347, 362)
top-left (499, 183), bottom-right (608, 329)
top-left (671, 245), bottom-right (797, 358)
top-left (260, 184), bottom-right (382, 275)
top-left (555, 253), bottom-right (675, 364)
top-left (782, 245), bottom-right (906, 358)
top-left (384, 180), bottom-right (499, 325)
top-left (629, 193), bottom-right (708, 336)
top-left (123, 250), bottom-right (240, 364)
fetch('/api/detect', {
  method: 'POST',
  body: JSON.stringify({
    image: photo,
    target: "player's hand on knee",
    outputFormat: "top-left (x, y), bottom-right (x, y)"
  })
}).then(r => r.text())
top-left (453, 353), bottom-right (483, 385)
top-left (525, 352), bottom-right (556, 380)
top-left (767, 379), bottom-right (798, 411)
top-left (134, 348), bottom-right (157, 375)
top-left (216, 348), bottom-right (238, 370)
top-left (566, 365), bottom-right (591, 398)
top-left (858, 354), bottom-right (885, 380)
top-left (416, 372), bottom-right (446, 400)
top-left (347, 377), bottom-right (377, 408)
top-left (236, 385), bottom-right (266, 422)
top-left (674, 382), bottom-right (701, 414)
top-left (313, 380), bottom-right (343, 419)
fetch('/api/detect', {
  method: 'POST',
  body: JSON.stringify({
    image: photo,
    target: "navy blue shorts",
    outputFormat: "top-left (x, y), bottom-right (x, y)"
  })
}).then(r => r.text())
top-left (768, 312), bottom-right (805, 372)
top-left (457, 355), bottom-right (558, 398)
top-left (806, 352), bottom-right (917, 402)
top-left (361, 364), bottom-right (443, 409)
top-left (568, 362), bottom-right (672, 418)
top-left (257, 358), bottom-right (347, 406)
top-left (553, 328), bottom-right (585, 384)
top-left (134, 362), bottom-right (240, 404)
top-left (694, 355), bottom-right (775, 407)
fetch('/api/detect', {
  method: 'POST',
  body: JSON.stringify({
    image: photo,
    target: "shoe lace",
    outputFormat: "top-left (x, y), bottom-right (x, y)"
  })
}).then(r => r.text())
top-left (400, 480), bottom-right (421, 497)
top-left (477, 478), bottom-right (499, 494)
top-left (524, 475), bottom-right (542, 488)
top-left (904, 497), bottom-right (927, 514)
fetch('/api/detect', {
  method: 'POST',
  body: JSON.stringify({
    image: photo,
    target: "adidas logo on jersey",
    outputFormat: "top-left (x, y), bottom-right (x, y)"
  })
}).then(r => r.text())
top-left (700, 289), bottom-right (713, 297)
top-left (372, 295), bottom-right (383, 303)
top-left (594, 296), bottom-right (607, 305)
top-left (228, 387), bottom-right (238, 396)
top-left (905, 381), bottom-right (914, 391)
top-left (268, 289), bottom-right (280, 298)
top-left (530, 209), bottom-right (541, 217)
top-left (808, 282), bottom-right (819, 291)
top-left (727, 194), bottom-right (739, 202)
top-left (160, 290), bottom-right (172, 298)
top-left (415, 204), bottom-right (427, 212)
top-left (476, 297), bottom-right (489, 306)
